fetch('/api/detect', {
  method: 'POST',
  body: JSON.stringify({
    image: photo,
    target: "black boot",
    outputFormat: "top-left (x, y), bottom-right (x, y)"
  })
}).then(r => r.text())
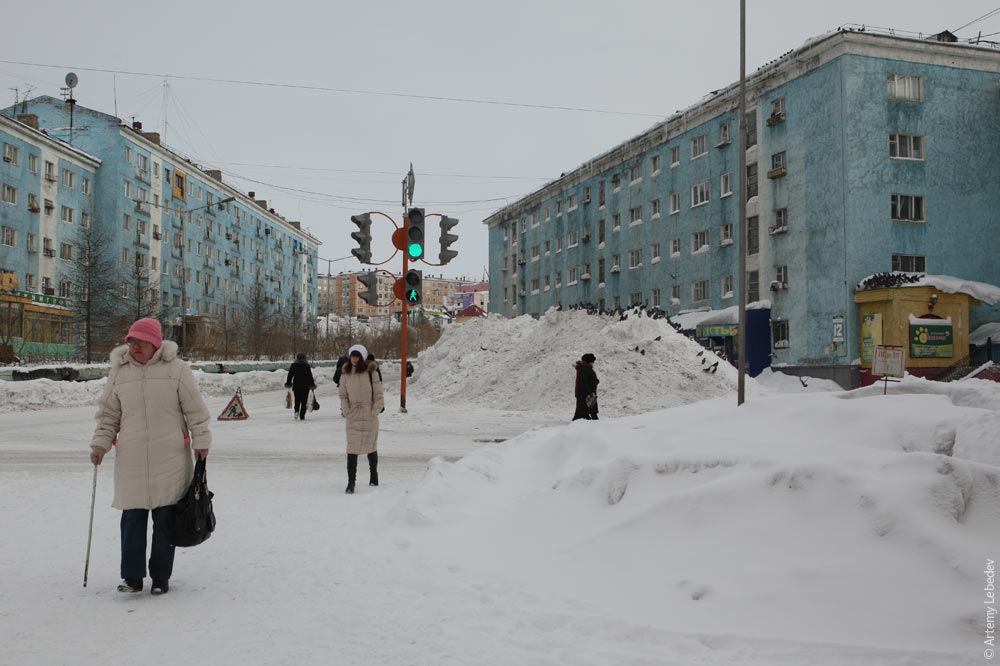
top-left (117, 578), bottom-right (143, 593)
top-left (368, 451), bottom-right (378, 486)
top-left (345, 454), bottom-right (357, 494)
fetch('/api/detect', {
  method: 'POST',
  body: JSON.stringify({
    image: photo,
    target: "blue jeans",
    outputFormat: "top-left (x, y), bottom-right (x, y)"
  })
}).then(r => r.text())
top-left (121, 505), bottom-right (175, 581)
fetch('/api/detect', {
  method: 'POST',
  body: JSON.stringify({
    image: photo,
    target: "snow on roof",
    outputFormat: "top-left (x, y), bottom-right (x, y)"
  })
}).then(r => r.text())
top-left (971, 322), bottom-right (1000, 346)
top-left (673, 301), bottom-right (772, 330)
top-left (857, 273), bottom-right (1000, 305)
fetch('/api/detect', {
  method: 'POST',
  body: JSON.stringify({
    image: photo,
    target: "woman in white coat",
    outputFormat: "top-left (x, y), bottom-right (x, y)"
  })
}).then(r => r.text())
top-left (338, 344), bottom-right (385, 493)
top-left (89, 318), bottom-right (211, 595)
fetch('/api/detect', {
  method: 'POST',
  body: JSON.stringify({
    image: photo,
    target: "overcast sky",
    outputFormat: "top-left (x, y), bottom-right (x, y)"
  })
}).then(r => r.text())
top-left (2, 1), bottom-right (997, 282)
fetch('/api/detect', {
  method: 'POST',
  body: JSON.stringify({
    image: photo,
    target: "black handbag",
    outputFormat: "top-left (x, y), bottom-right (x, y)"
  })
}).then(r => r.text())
top-left (172, 458), bottom-right (216, 547)
top-left (311, 390), bottom-right (320, 411)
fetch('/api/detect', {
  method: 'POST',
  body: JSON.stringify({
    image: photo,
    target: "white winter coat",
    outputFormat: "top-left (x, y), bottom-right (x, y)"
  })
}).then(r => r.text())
top-left (90, 341), bottom-right (212, 510)
top-left (338, 361), bottom-right (385, 455)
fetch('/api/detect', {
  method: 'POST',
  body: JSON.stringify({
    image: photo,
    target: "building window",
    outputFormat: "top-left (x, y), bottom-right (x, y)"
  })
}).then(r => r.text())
top-left (628, 248), bottom-right (643, 269)
top-left (25, 274), bottom-right (35, 291)
top-left (568, 267), bottom-right (579, 285)
top-left (531, 279), bottom-right (539, 295)
top-left (1, 226), bottom-right (15, 246)
top-left (889, 133), bottom-right (924, 160)
top-left (556, 201), bottom-right (562, 217)
top-left (26, 233), bottom-right (36, 252)
top-left (531, 245), bottom-right (540, 261)
top-left (598, 181), bottom-right (606, 207)
top-left (746, 164), bottom-right (758, 200)
top-left (62, 169), bottom-right (75, 188)
top-left (651, 243), bottom-right (661, 261)
top-left (747, 270), bottom-right (759, 302)
top-left (612, 214), bottom-right (621, 231)
top-left (1, 184), bottom-right (16, 205)
top-left (544, 206), bottom-right (551, 222)
top-left (544, 240), bottom-right (551, 255)
top-left (670, 285), bottom-right (680, 303)
top-left (628, 292), bottom-right (641, 306)
top-left (60, 206), bottom-right (74, 223)
top-left (583, 187), bottom-right (591, 204)
top-left (122, 247), bottom-right (130, 265)
top-left (568, 194), bottom-right (578, 210)
top-left (173, 170), bottom-right (187, 200)
top-left (891, 194), bottom-right (925, 222)
top-left (612, 174), bottom-right (621, 192)
top-left (567, 231), bottom-right (579, 247)
top-left (651, 155), bottom-right (660, 174)
top-left (44, 161), bottom-right (56, 181)
top-left (718, 122), bottom-right (731, 145)
top-left (669, 146), bottom-right (680, 166)
top-left (721, 223), bottom-right (734, 245)
top-left (745, 110), bottom-right (757, 148)
top-left (887, 74), bottom-right (923, 102)
top-left (747, 216), bottom-right (759, 256)
top-left (82, 177), bottom-right (91, 194)
top-left (892, 253), bottom-right (926, 273)
top-left (693, 280), bottom-right (709, 302)
top-left (691, 230), bottom-right (709, 253)
top-left (722, 275), bottom-right (734, 298)
top-left (775, 265), bottom-right (788, 286)
top-left (650, 199), bottom-right (661, 218)
top-left (59, 280), bottom-right (72, 298)
top-left (670, 238), bottom-right (681, 256)
top-left (611, 254), bottom-right (620, 271)
top-left (629, 206), bottom-right (642, 225)
top-left (691, 181), bottom-right (709, 208)
top-left (82, 212), bottom-right (90, 228)
top-left (27, 192), bottom-right (39, 211)
top-left (124, 181), bottom-right (132, 198)
top-left (3, 143), bottom-right (19, 165)
top-left (123, 214), bottom-right (131, 230)
top-left (771, 208), bottom-right (788, 233)
top-left (772, 320), bottom-right (789, 348)
top-left (29, 154), bottom-right (38, 173)
top-left (555, 272), bottom-right (561, 288)
top-left (769, 97), bottom-right (786, 122)
top-left (629, 164), bottom-right (642, 184)
top-left (125, 146), bottom-right (132, 163)
top-left (691, 134), bottom-right (708, 159)
top-left (771, 151), bottom-right (786, 171)
top-left (669, 192), bottom-right (680, 215)
top-left (60, 243), bottom-right (73, 260)
top-left (652, 288), bottom-right (661, 307)
top-left (720, 172), bottom-right (732, 197)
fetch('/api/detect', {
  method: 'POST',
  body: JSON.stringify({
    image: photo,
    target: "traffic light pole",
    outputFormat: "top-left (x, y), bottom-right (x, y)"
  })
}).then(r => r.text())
top-left (400, 212), bottom-right (409, 412)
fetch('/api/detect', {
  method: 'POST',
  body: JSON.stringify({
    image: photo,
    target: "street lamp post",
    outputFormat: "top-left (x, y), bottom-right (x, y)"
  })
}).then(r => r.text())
top-left (179, 195), bottom-right (235, 355)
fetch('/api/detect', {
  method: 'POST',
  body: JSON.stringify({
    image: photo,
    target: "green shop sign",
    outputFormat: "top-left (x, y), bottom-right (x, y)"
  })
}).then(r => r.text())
top-left (909, 323), bottom-right (953, 358)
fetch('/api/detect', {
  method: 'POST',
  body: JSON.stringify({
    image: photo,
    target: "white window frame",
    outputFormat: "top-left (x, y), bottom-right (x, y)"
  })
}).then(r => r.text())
top-left (720, 172), bottom-right (732, 197)
top-left (887, 74), bottom-right (923, 102)
top-left (693, 279), bottom-right (709, 302)
top-left (612, 174), bottom-right (621, 192)
top-left (720, 223), bottom-right (734, 246)
top-left (629, 164), bottom-right (642, 184)
top-left (651, 243), bottom-right (661, 263)
top-left (60, 205), bottom-right (74, 223)
top-left (691, 230), bottom-right (709, 253)
top-left (1, 226), bottom-right (16, 246)
top-left (60, 242), bottom-right (73, 261)
top-left (568, 267), bottom-right (579, 285)
top-left (3, 143), bottom-right (19, 165)
top-left (690, 134), bottom-right (708, 159)
top-left (669, 146), bottom-right (680, 167)
top-left (629, 206), bottom-right (642, 226)
top-left (62, 169), bottom-right (75, 188)
top-left (722, 275), bottom-right (734, 299)
top-left (670, 238), bottom-right (681, 257)
top-left (670, 192), bottom-right (680, 215)
top-left (691, 181), bottom-right (709, 208)
top-left (670, 285), bottom-right (680, 303)
top-left (650, 199), bottom-right (661, 219)
top-left (29, 154), bottom-right (38, 173)
top-left (568, 194), bottom-right (578, 211)
top-left (718, 122), bottom-right (731, 145)
top-left (889, 133), bottom-right (924, 160)
top-left (628, 248), bottom-right (642, 269)
top-left (892, 253), bottom-right (926, 273)
top-left (1, 184), bottom-right (16, 205)
top-left (82, 178), bottom-right (91, 195)
top-left (567, 231), bottom-right (579, 248)
top-left (651, 155), bottom-right (661, 175)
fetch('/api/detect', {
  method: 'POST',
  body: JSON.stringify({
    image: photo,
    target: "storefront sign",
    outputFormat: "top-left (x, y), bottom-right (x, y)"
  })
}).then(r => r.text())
top-left (697, 324), bottom-right (738, 337)
top-left (910, 323), bottom-right (953, 358)
top-left (861, 313), bottom-right (882, 363)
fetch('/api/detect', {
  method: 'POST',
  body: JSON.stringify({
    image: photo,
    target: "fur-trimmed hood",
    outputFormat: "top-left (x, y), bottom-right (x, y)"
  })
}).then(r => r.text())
top-left (109, 340), bottom-right (179, 367)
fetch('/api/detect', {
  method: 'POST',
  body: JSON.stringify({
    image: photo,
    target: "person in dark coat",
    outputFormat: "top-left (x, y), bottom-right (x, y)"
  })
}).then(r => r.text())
top-left (333, 355), bottom-right (349, 387)
top-left (572, 353), bottom-right (599, 421)
top-left (366, 353), bottom-right (383, 383)
top-left (285, 352), bottom-right (317, 421)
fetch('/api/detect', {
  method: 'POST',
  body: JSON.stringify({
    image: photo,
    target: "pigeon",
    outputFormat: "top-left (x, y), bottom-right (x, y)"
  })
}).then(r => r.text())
top-left (799, 377), bottom-right (808, 387)
top-left (654, 335), bottom-right (661, 341)
top-left (640, 349), bottom-right (645, 356)
top-left (697, 350), bottom-right (704, 357)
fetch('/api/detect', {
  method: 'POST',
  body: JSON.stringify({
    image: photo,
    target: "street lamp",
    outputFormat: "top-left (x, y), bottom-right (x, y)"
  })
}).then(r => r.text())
top-left (179, 195), bottom-right (235, 355)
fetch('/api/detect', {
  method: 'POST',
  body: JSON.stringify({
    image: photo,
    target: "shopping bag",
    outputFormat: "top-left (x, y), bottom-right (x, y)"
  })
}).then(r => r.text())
top-left (285, 390), bottom-right (292, 409)
top-left (310, 390), bottom-right (320, 412)
top-left (171, 459), bottom-right (216, 548)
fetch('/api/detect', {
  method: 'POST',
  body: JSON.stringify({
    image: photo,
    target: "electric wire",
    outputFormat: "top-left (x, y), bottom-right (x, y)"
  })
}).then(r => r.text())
top-left (953, 7), bottom-right (1000, 33)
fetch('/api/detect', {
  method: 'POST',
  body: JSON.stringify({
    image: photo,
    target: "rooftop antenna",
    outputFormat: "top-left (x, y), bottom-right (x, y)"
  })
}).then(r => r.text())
top-left (62, 72), bottom-right (79, 145)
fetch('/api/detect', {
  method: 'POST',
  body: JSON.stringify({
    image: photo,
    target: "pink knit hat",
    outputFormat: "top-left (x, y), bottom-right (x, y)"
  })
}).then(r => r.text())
top-left (126, 317), bottom-right (162, 349)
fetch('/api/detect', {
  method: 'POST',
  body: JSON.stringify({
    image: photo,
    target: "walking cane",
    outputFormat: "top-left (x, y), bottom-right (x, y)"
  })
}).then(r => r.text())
top-left (83, 460), bottom-right (98, 587)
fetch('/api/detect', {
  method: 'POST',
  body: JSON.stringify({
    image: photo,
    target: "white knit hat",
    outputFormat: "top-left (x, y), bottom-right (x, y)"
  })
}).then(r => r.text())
top-left (348, 344), bottom-right (368, 359)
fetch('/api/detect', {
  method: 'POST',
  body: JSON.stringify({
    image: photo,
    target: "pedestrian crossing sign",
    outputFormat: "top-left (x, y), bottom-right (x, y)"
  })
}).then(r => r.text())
top-left (218, 388), bottom-right (249, 420)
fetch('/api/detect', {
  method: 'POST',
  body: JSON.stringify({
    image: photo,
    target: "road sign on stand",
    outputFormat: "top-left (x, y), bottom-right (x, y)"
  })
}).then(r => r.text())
top-left (218, 387), bottom-right (249, 420)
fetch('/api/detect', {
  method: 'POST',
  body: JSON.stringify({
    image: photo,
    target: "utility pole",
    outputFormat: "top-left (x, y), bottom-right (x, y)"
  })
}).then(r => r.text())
top-left (737, 0), bottom-right (748, 406)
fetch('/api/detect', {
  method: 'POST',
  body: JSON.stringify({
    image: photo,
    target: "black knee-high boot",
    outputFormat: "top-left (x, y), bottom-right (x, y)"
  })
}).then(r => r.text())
top-left (368, 451), bottom-right (378, 486)
top-left (346, 454), bottom-right (357, 494)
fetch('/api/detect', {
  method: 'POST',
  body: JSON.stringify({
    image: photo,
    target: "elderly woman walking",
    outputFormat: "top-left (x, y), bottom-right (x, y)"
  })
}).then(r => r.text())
top-left (338, 344), bottom-right (385, 493)
top-left (89, 318), bottom-right (211, 595)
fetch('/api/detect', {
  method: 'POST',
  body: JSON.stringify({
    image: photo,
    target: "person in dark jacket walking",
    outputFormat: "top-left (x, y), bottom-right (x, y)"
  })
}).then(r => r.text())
top-left (366, 353), bottom-right (383, 383)
top-left (285, 352), bottom-right (317, 420)
top-left (572, 353), bottom-right (599, 421)
top-left (333, 354), bottom-right (349, 417)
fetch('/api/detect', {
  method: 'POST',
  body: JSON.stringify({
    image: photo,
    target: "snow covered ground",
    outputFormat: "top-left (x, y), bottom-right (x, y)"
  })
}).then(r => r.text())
top-left (1, 310), bottom-right (997, 665)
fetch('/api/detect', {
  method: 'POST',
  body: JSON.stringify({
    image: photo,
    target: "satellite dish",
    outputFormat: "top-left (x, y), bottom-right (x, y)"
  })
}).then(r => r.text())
top-left (65, 72), bottom-right (78, 89)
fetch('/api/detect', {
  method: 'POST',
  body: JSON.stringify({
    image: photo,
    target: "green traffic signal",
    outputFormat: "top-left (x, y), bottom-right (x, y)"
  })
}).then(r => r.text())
top-left (407, 208), bottom-right (425, 260)
top-left (406, 289), bottom-right (419, 303)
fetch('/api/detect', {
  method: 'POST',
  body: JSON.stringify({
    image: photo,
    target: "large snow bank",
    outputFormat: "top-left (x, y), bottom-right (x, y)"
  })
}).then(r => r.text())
top-left (412, 308), bottom-right (738, 416)
top-left (384, 378), bottom-right (1000, 653)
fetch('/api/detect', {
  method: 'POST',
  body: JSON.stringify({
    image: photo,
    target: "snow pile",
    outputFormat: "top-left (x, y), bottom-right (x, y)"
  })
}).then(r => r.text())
top-left (384, 378), bottom-right (1000, 653)
top-left (413, 308), bottom-right (738, 416)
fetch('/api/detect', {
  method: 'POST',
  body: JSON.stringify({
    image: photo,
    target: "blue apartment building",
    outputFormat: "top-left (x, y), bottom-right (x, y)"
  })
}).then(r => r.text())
top-left (484, 29), bottom-right (1000, 387)
top-left (2, 97), bottom-right (320, 353)
top-left (0, 112), bottom-right (101, 358)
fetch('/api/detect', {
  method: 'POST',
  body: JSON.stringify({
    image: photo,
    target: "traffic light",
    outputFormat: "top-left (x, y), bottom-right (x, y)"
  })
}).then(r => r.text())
top-left (438, 215), bottom-right (458, 265)
top-left (350, 213), bottom-right (372, 264)
top-left (403, 269), bottom-right (422, 304)
top-left (406, 207), bottom-right (425, 260)
top-left (357, 271), bottom-right (378, 306)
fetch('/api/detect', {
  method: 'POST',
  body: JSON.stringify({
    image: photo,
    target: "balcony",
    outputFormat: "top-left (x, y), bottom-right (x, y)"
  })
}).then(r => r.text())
top-left (769, 225), bottom-right (788, 236)
top-left (134, 201), bottom-right (151, 216)
top-left (43, 248), bottom-right (56, 257)
top-left (136, 168), bottom-right (150, 184)
top-left (767, 166), bottom-right (786, 179)
top-left (152, 231), bottom-right (162, 240)
top-left (765, 112), bottom-right (785, 127)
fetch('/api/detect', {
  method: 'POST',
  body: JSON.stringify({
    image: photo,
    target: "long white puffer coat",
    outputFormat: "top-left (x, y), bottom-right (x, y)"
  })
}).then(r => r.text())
top-left (90, 341), bottom-right (212, 510)
top-left (338, 361), bottom-right (385, 455)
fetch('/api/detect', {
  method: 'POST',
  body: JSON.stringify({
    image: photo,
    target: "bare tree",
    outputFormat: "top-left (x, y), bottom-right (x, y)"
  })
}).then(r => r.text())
top-left (68, 222), bottom-right (121, 363)
top-left (242, 278), bottom-right (275, 361)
